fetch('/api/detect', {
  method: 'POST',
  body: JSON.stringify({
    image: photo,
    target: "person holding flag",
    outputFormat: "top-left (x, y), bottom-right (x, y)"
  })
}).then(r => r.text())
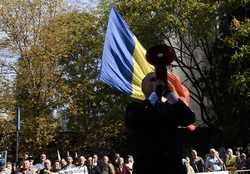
top-left (125, 45), bottom-right (195, 174)
top-left (99, 7), bottom-right (196, 174)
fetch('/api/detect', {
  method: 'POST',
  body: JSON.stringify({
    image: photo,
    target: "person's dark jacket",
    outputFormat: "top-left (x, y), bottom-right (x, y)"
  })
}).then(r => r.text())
top-left (125, 99), bottom-right (195, 174)
top-left (87, 164), bottom-right (101, 174)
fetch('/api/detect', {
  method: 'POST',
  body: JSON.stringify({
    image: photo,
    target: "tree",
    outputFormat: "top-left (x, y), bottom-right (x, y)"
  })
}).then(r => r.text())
top-left (0, 0), bottom-right (129, 155)
top-left (224, 14), bottom-right (250, 144)
top-left (0, 0), bottom-right (65, 155)
top-left (100, 0), bottom-right (219, 124)
top-left (41, 11), bottom-right (128, 152)
top-left (99, 0), bottom-right (250, 144)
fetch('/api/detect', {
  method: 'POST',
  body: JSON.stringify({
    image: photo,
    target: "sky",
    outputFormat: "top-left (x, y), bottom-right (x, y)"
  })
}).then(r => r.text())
top-left (65, 0), bottom-right (100, 9)
top-left (0, 0), bottom-right (100, 63)
top-left (0, 0), bottom-right (101, 80)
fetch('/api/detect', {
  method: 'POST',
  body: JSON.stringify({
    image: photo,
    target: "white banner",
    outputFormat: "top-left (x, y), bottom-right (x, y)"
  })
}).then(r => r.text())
top-left (59, 167), bottom-right (88, 174)
top-left (196, 171), bottom-right (229, 174)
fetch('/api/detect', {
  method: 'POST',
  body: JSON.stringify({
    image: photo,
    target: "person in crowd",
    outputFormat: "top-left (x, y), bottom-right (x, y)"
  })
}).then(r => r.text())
top-left (39, 159), bottom-right (53, 174)
top-left (114, 153), bottom-right (120, 167)
top-left (100, 156), bottom-right (115, 174)
top-left (0, 161), bottom-right (13, 174)
top-left (125, 45), bottom-right (196, 174)
top-left (52, 160), bottom-right (61, 172)
top-left (235, 150), bottom-right (241, 169)
top-left (125, 155), bottom-right (133, 174)
top-left (115, 157), bottom-right (130, 174)
top-left (190, 149), bottom-right (205, 173)
top-left (93, 155), bottom-right (99, 167)
top-left (218, 146), bottom-right (227, 161)
top-left (28, 156), bottom-right (37, 173)
top-left (239, 153), bottom-right (247, 170)
top-left (12, 163), bottom-right (17, 174)
top-left (64, 156), bottom-right (76, 169)
top-left (87, 156), bottom-right (101, 174)
top-left (78, 156), bottom-right (88, 174)
top-left (74, 153), bottom-right (79, 166)
top-left (225, 148), bottom-right (237, 171)
top-left (183, 157), bottom-right (195, 174)
top-left (18, 160), bottom-right (35, 174)
top-left (245, 144), bottom-right (250, 169)
top-left (5, 162), bottom-right (12, 174)
top-left (35, 153), bottom-right (47, 171)
top-left (60, 158), bottom-right (67, 169)
top-left (205, 148), bottom-right (225, 172)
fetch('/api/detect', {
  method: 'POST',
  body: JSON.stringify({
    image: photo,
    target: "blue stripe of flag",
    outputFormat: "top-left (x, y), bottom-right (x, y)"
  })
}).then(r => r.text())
top-left (99, 7), bottom-right (135, 95)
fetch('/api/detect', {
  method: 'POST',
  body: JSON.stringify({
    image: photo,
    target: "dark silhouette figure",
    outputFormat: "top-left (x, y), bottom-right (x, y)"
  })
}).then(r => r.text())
top-left (125, 45), bottom-right (195, 174)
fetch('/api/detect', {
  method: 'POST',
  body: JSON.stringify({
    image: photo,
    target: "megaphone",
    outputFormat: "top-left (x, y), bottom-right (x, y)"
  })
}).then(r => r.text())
top-left (146, 45), bottom-right (176, 97)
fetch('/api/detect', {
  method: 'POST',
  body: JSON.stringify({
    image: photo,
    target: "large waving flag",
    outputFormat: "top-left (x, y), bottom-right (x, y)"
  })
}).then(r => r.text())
top-left (99, 7), bottom-right (153, 100)
top-left (99, 7), bottom-right (191, 105)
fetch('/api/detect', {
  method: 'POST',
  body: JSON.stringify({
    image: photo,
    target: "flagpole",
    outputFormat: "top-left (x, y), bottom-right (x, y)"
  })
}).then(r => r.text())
top-left (57, 149), bottom-right (61, 161)
top-left (16, 107), bottom-right (20, 165)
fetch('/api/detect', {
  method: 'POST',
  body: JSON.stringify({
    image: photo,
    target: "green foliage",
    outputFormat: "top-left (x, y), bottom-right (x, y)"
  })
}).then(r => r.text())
top-left (0, 119), bottom-right (15, 151)
top-left (101, 0), bottom-right (250, 144)
top-left (20, 116), bottom-right (58, 154)
top-left (108, 0), bottom-right (218, 48)
top-left (0, 0), bottom-right (249, 154)
top-left (0, 0), bottom-right (129, 155)
top-left (228, 18), bottom-right (250, 112)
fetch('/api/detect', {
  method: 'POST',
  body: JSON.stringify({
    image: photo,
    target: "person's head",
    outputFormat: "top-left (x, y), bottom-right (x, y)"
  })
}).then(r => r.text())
top-left (117, 157), bottom-right (124, 166)
top-left (114, 153), bottom-right (120, 159)
top-left (44, 159), bottom-right (51, 170)
top-left (103, 156), bottom-right (109, 164)
top-left (67, 156), bottom-right (73, 165)
top-left (235, 151), bottom-right (240, 157)
top-left (28, 155), bottom-right (34, 165)
top-left (126, 155), bottom-right (134, 164)
top-left (209, 148), bottom-right (217, 158)
top-left (191, 149), bottom-right (198, 159)
top-left (6, 162), bottom-right (12, 171)
top-left (241, 153), bottom-right (246, 160)
top-left (227, 148), bottom-right (233, 156)
top-left (87, 156), bottom-right (93, 165)
top-left (54, 160), bottom-right (61, 170)
top-left (93, 154), bottom-right (98, 163)
top-left (61, 158), bottom-right (67, 167)
top-left (79, 156), bottom-right (86, 165)
top-left (23, 160), bottom-right (30, 170)
top-left (40, 153), bottom-right (47, 162)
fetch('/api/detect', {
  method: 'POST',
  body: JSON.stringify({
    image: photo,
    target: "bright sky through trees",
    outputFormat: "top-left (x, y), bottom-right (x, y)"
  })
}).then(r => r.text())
top-left (65, 0), bottom-right (100, 9)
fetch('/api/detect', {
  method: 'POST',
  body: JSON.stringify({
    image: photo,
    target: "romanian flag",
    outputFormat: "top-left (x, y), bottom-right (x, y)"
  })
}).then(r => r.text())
top-left (99, 7), bottom-right (153, 100)
top-left (99, 7), bottom-right (190, 105)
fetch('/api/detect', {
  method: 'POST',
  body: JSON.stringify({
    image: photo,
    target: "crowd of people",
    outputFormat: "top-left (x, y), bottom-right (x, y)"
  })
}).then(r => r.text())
top-left (183, 145), bottom-right (250, 174)
top-left (0, 144), bottom-right (250, 174)
top-left (0, 153), bottom-right (133, 174)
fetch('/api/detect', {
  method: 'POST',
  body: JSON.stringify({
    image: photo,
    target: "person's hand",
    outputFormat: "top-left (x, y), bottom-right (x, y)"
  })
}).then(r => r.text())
top-left (215, 151), bottom-right (219, 158)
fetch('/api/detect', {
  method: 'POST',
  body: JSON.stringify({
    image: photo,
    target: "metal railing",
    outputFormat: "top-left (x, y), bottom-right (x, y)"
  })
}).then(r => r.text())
top-left (233, 169), bottom-right (250, 174)
top-left (196, 170), bottom-right (250, 174)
